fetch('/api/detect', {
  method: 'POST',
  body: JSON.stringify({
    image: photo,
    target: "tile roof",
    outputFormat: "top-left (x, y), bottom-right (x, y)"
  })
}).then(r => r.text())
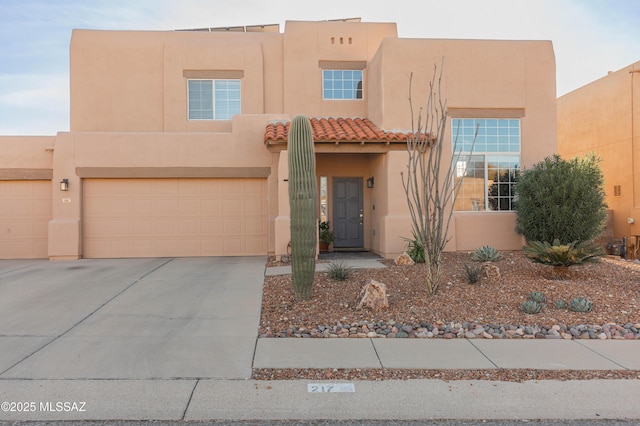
top-left (264, 117), bottom-right (425, 145)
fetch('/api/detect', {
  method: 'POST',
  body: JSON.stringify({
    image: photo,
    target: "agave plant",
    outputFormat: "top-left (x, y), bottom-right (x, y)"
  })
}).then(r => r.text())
top-left (471, 245), bottom-right (503, 262)
top-left (554, 300), bottom-right (568, 310)
top-left (569, 297), bottom-right (593, 312)
top-left (523, 239), bottom-right (605, 279)
top-left (521, 300), bottom-right (542, 314)
top-left (529, 291), bottom-right (546, 305)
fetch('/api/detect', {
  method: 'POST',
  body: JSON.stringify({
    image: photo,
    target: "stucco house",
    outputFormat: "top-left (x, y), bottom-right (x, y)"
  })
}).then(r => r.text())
top-left (0, 19), bottom-right (557, 260)
top-left (558, 61), bottom-right (640, 257)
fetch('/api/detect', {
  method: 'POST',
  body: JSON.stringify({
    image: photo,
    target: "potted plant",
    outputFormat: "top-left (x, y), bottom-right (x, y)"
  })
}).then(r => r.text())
top-left (319, 221), bottom-right (335, 251)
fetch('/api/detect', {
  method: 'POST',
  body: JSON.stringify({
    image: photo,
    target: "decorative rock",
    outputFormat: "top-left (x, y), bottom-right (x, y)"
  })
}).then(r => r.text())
top-left (464, 331), bottom-right (476, 339)
top-left (396, 331), bottom-right (409, 338)
top-left (394, 252), bottom-right (415, 265)
top-left (481, 263), bottom-right (501, 280)
top-left (355, 279), bottom-right (389, 311)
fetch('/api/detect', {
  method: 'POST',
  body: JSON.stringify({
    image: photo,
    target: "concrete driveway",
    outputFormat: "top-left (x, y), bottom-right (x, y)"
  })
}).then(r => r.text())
top-left (0, 256), bottom-right (266, 380)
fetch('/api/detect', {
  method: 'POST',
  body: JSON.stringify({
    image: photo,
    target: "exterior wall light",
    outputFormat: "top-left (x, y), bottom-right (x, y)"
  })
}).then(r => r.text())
top-left (366, 176), bottom-right (374, 188)
top-left (60, 179), bottom-right (69, 191)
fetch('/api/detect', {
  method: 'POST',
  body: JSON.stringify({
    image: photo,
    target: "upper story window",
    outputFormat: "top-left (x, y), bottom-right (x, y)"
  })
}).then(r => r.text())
top-left (322, 70), bottom-right (363, 100)
top-left (452, 118), bottom-right (521, 212)
top-left (188, 79), bottom-right (240, 120)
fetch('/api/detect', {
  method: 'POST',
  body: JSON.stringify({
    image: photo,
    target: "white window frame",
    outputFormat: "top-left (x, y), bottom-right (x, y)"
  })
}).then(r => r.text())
top-left (322, 69), bottom-right (363, 100)
top-left (452, 118), bottom-right (521, 212)
top-left (187, 79), bottom-right (241, 120)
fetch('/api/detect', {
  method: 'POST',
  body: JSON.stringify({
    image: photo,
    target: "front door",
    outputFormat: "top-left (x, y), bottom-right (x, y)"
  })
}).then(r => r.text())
top-left (332, 177), bottom-right (363, 248)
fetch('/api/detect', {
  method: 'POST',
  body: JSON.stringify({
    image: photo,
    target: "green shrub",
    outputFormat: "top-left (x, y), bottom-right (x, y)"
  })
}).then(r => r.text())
top-left (327, 261), bottom-right (352, 281)
top-left (319, 221), bottom-right (335, 245)
top-left (403, 231), bottom-right (425, 263)
top-left (514, 154), bottom-right (607, 244)
top-left (471, 245), bottom-right (503, 262)
top-left (521, 300), bottom-right (542, 314)
top-left (464, 264), bottom-right (482, 284)
top-left (569, 297), bottom-right (593, 312)
top-left (529, 291), bottom-right (546, 305)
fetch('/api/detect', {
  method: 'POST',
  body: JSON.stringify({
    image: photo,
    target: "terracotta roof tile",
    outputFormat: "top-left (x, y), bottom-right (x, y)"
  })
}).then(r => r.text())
top-left (264, 117), bottom-right (428, 145)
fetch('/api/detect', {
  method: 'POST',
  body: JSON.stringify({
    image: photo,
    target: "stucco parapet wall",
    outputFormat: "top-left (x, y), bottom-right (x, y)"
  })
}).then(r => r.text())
top-left (76, 167), bottom-right (270, 179)
top-left (59, 126), bottom-right (276, 169)
top-left (0, 136), bottom-right (55, 169)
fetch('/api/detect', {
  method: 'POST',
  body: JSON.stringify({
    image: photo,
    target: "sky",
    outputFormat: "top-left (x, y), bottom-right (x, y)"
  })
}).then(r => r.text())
top-left (0, 0), bottom-right (639, 135)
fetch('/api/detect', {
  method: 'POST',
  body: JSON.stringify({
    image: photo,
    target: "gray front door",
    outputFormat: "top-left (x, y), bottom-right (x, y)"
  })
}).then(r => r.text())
top-left (333, 177), bottom-right (363, 248)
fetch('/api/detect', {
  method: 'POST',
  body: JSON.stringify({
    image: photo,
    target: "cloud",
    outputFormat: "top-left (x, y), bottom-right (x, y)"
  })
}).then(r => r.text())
top-left (0, 74), bottom-right (69, 135)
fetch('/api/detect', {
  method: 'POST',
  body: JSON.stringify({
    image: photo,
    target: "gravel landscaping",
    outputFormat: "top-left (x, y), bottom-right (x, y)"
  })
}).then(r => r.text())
top-left (255, 251), bottom-right (640, 381)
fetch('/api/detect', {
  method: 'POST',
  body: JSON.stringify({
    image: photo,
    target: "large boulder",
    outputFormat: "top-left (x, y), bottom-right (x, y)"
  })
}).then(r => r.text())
top-left (356, 279), bottom-right (389, 311)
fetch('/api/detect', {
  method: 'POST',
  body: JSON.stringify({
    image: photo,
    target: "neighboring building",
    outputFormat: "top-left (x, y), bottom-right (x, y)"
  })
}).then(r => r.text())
top-left (0, 19), bottom-right (557, 260)
top-left (558, 61), bottom-right (640, 256)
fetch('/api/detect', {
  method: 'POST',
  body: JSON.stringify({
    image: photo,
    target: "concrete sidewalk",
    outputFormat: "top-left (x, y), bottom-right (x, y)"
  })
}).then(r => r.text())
top-left (254, 337), bottom-right (640, 370)
top-left (265, 256), bottom-right (386, 276)
top-left (0, 257), bottom-right (639, 422)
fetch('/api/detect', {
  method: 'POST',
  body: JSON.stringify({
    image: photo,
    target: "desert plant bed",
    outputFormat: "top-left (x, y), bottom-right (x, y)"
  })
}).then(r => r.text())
top-left (259, 251), bottom-right (640, 340)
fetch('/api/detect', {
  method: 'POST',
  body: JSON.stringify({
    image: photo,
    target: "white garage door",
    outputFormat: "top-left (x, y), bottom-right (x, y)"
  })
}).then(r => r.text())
top-left (83, 178), bottom-right (268, 258)
top-left (0, 180), bottom-right (51, 259)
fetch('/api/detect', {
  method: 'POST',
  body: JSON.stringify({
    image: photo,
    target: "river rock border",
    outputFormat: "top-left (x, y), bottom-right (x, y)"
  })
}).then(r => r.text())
top-left (261, 320), bottom-right (640, 339)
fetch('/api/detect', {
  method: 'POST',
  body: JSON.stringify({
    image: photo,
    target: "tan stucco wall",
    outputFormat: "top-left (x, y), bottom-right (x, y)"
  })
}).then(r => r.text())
top-left (0, 136), bottom-right (55, 174)
top-left (70, 29), bottom-right (284, 132)
top-left (367, 38), bottom-right (555, 257)
top-left (282, 20), bottom-right (397, 118)
top-left (558, 61), bottom-right (640, 242)
top-left (2, 20), bottom-right (557, 260)
top-left (48, 114), bottom-right (282, 259)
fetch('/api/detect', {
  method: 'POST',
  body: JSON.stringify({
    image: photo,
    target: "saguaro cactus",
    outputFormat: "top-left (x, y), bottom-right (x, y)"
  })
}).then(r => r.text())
top-left (288, 115), bottom-right (317, 301)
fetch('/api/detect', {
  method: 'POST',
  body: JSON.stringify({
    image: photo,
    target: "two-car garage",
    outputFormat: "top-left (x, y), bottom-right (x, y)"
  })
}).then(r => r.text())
top-left (82, 178), bottom-right (268, 258)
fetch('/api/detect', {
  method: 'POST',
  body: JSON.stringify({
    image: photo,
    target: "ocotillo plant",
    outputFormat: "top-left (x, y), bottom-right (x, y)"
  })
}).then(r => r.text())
top-left (288, 115), bottom-right (318, 300)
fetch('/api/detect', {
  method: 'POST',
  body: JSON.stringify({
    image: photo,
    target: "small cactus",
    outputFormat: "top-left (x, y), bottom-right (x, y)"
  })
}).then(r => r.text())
top-left (521, 300), bottom-right (542, 314)
top-left (554, 300), bottom-right (568, 309)
top-left (471, 245), bottom-right (503, 262)
top-left (464, 263), bottom-right (482, 284)
top-left (529, 291), bottom-right (546, 304)
top-left (569, 297), bottom-right (593, 312)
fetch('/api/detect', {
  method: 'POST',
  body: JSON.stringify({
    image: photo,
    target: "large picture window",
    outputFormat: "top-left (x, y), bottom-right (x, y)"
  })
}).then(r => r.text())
top-left (188, 79), bottom-right (240, 120)
top-left (452, 118), bottom-right (520, 211)
top-left (322, 70), bottom-right (363, 100)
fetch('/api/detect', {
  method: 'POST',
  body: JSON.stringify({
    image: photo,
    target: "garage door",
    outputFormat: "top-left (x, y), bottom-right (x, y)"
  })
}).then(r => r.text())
top-left (0, 180), bottom-right (51, 259)
top-left (83, 178), bottom-right (268, 258)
